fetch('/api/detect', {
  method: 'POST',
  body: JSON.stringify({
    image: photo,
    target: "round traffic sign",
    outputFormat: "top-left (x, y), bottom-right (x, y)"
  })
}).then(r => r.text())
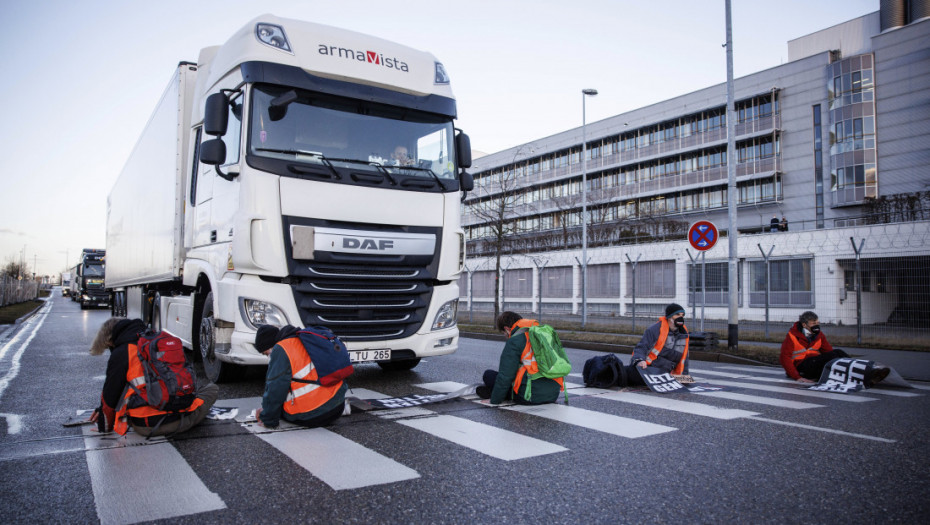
top-left (688, 221), bottom-right (718, 251)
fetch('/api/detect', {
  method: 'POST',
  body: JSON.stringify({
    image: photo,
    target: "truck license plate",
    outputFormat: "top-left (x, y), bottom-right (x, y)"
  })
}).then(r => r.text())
top-left (349, 349), bottom-right (391, 363)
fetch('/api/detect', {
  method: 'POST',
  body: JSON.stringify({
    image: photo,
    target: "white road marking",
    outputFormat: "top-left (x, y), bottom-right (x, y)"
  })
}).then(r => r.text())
top-left (255, 428), bottom-right (420, 489)
top-left (692, 391), bottom-right (823, 409)
top-left (718, 365), bottom-right (785, 375)
top-left (597, 392), bottom-right (759, 419)
top-left (694, 378), bottom-right (880, 402)
top-left (227, 396), bottom-right (420, 490)
top-left (0, 302), bottom-right (51, 406)
top-left (0, 413), bottom-right (23, 434)
top-left (82, 426), bottom-right (225, 524)
top-left (417, 382), bottom-right (676, 439)
top-left (748, 416), bottom-right (896, 443)
top-left (694, 368), bottom-right (922, 396)
top-left (355, 387), bottom-right (566, 460)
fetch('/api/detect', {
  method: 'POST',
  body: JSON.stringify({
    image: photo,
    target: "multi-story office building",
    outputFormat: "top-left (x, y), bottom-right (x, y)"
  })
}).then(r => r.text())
top-left (460, 3), bottom-right (930, 331)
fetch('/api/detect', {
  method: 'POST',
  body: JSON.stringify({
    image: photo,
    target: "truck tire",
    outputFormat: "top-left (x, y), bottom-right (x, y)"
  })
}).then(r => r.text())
top-left (197, 291), bottom-right (242, 383)
top-left (377, 358), bottom-right (421, 372)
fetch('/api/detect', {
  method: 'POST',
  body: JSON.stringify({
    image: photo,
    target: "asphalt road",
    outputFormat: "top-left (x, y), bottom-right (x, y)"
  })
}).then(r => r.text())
top-left (1, 292), bottom-right (928, 524)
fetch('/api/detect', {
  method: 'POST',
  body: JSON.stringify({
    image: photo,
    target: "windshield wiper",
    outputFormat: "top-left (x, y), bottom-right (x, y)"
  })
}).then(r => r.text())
top-left (390, 165), bottom-right (448, 191)
top-left (253, 148), bottom-right (340, 179)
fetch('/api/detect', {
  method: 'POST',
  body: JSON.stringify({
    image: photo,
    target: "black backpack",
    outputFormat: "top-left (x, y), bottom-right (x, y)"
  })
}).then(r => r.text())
top-left (582, 354), bottom-right (627, 388)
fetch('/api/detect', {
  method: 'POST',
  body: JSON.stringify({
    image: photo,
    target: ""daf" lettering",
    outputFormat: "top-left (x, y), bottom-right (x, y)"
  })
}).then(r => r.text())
top-left (343, 238), bottom-right (394, 250)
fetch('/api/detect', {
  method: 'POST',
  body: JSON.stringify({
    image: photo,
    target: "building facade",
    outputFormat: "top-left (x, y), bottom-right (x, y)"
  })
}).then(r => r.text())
top-left (460, 4), bottom-right (930, 333)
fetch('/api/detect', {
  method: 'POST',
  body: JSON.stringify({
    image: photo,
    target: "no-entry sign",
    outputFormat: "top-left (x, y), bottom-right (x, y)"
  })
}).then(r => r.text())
top-left (688, 221), bottom-right (718, 251)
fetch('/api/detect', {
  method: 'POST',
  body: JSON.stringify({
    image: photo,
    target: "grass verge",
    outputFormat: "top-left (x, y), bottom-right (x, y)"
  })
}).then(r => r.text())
top-left (0, 300), bottom-right (45, 325)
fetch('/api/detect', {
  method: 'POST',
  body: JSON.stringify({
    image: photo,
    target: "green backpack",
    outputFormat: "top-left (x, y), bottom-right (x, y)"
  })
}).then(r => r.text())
top-left (519, 324), bottom-right (572, 402)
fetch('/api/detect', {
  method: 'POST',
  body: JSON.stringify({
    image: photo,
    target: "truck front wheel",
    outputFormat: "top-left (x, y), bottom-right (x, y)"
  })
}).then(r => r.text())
top-left (198, 291), bottom-right (242, 383)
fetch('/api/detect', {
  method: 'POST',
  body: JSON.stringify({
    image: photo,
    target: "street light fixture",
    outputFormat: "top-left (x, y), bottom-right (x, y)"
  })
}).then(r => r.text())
top-left (581, 88), bottom-right (597, 328)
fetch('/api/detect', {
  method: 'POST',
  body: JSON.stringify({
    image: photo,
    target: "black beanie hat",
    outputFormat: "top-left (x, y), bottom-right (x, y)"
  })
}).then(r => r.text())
top-left (665, 303), bottom-right (685, 318)
top-left (254, 325), bottom-right (279, 353)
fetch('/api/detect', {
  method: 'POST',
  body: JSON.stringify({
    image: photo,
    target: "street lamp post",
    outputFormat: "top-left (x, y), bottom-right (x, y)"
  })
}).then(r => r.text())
top-left (581, 88), bottom-right (597, 328)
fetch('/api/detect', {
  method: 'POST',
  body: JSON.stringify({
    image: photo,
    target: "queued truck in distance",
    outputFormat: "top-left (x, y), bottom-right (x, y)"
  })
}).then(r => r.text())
top-left (61, 271), bottom-right (72, 296)
top-left (72, 249), bottom-right (108, 309)
top-left (105, 15), bottom-right (473, 382)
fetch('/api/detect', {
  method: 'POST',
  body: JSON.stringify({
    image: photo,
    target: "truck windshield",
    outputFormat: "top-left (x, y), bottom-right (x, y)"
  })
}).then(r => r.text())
top-left (83, 264), bottom-right (105, 277)
top-left (248, 85), bottom-right (458, 188)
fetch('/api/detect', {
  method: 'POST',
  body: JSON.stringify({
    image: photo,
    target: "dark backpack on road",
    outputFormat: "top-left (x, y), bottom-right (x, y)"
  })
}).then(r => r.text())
top-left (296, 327), bottom-right (354, 386)
top-left (127, 331), bottom-right (197, 412)
top-left (582, 353), bottom-right (627, 388)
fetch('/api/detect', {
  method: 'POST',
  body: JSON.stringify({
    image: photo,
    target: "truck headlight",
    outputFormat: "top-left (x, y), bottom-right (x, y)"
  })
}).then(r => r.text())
top-left (432, 299), bottom-right (458, 330)
top-left (240, 298), bottom-right (288, 329)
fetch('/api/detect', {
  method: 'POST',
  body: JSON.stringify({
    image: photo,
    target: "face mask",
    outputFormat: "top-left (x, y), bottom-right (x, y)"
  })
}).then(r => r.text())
top-left (674, 317), bottom-right (685, 328)
top-left (809, 325), bottom-right (821, 336)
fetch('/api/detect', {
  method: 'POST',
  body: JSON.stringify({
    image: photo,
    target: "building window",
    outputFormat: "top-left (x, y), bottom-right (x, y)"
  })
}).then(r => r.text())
top-left (749, 258), bottom-right (813, 307)
top-left (813, 104), bottom-right (824, 228)
top-left (542, 266), bottom-right (573, 298)
top-left (471, 271), bottom-right (497, 297)
top-left (688, 261), bottom-right (742, 306)
top-left (503, 268), bottom-right (532, 297)
top-left (588, 264), bottom-right (621, 298)
top-left (626, 260), bottom-right (675, 298)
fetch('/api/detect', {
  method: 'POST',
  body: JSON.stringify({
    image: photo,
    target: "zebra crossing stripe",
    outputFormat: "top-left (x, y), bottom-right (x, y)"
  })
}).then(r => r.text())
top-left (254, 428), bottom-right (420, 489)
top-left (227, 396), bottom-right (420, 490)
top-left (354, 387), bottom-right (567, 460)
top-left (415, 382), bottom-right (676, 439)
top-left (82, 427), bottom-right (225, 524)
top-left (695, 368), bottom-right (921, 396)
top-left (502, 403), bottom-right (677, 438)
top-left (691, 391), bottom-right (824, 409)
top-left (597, 392), bottom-right (759, 419)
top-left (718, 365), bottom-right (784, 375)
top-left (695, 378), bottom-right (879, 402)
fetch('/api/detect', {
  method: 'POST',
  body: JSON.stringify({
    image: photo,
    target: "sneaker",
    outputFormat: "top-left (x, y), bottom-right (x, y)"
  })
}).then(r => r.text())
top-left (475, 385), bottom-right (492, 399)
top-left (865, 365), bottom-right (890, 388)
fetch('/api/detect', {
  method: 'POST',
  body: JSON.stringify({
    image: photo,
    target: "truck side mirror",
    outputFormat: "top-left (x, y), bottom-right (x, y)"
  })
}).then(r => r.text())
top-left (204, 93), bottom-right (229, 137)
top-left (268, 90), bottom-right (298, 122)
top-left (200, 138), bottom-right (226, 166)
top-left (455, 132), bottom-right (472, 169)
top-left (459, 171), bottom-right (474, 192)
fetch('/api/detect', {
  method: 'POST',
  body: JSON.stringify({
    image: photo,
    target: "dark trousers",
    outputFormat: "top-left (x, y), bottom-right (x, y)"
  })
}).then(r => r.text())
top-left (481, 370), bottom-right (536, 405)
top-left (284, 401), bottom-right (345, 428)
top-left (132, 383), bottom-right (219, 437)
top-left (796, 349), bottom-right (850, 380)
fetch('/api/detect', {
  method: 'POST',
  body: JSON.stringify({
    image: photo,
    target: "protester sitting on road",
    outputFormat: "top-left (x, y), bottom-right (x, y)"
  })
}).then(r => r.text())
top-left (253, 324), bottom-right (348, 428)
top-left (475, 311), bottom-right (561, 405)
top-left (89, 318), bottom-right (217, 437)
top-left (780, 311), bottom-right (888, 385)
top-left (622, 303), bottom-right (691, 386)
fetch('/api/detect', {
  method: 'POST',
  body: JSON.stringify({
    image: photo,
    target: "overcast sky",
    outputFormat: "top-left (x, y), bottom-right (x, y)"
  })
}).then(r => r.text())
top-left (0, 0), bottom-right (877, 277)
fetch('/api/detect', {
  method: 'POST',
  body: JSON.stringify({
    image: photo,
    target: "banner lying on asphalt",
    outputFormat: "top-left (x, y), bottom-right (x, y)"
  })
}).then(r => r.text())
top-left (637, 368), bottom-right (687, 393)
top-left (809, 357), bottom-right (913, 393)
top-left (349, 383), bottom-right (480, 410)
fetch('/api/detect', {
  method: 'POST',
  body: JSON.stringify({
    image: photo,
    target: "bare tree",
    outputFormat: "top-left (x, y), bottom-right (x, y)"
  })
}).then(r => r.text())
top-left (2, 256), bottom-right (30, 280)
top-left (466, 165), bottom-right (527, 321)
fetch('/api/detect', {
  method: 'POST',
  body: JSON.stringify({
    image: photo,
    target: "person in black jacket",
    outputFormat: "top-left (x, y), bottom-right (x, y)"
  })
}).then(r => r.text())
top-left (88, 317), bottom-right (217, 436)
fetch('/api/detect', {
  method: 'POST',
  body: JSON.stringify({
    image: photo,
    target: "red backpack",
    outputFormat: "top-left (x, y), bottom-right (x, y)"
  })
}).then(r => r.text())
top-left (126, 331), bottom-right (198, 412)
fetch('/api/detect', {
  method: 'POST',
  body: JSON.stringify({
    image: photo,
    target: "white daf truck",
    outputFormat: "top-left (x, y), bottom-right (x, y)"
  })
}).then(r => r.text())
top-left (105, 15), bottom-right (473, 382)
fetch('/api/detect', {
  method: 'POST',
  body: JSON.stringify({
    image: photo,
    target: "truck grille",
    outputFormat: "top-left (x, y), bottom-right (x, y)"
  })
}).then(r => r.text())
top-left (290, 263), bottom-right (433, 341)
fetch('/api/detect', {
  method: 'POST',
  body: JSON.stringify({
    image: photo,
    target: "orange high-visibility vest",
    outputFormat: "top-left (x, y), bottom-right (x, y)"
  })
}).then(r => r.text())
top-left (511, 319), bottom-right (564, 395)
top-left (643, 317), bottom-right (689, 375)
top-left (279, 337), bottom-right (344, 415)
top-left (786, 332), bottom-right (823, 364)
top-left (114, 344), bottom-right (203, 435)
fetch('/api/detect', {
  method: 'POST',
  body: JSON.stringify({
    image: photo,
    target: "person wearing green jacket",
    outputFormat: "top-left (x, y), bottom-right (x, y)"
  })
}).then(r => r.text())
top-left (475, 311), bottom-right (562, 405)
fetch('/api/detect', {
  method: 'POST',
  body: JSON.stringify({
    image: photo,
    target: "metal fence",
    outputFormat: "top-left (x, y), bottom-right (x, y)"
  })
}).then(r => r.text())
top-left (460, 220), bottom-right (930, 350)
top-left (0, 276), bottom-right (40, 308)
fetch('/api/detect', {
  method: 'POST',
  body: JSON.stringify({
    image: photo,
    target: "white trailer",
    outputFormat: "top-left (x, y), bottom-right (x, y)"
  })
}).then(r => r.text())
top-left (106, 15), bottom-right (473, 382)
